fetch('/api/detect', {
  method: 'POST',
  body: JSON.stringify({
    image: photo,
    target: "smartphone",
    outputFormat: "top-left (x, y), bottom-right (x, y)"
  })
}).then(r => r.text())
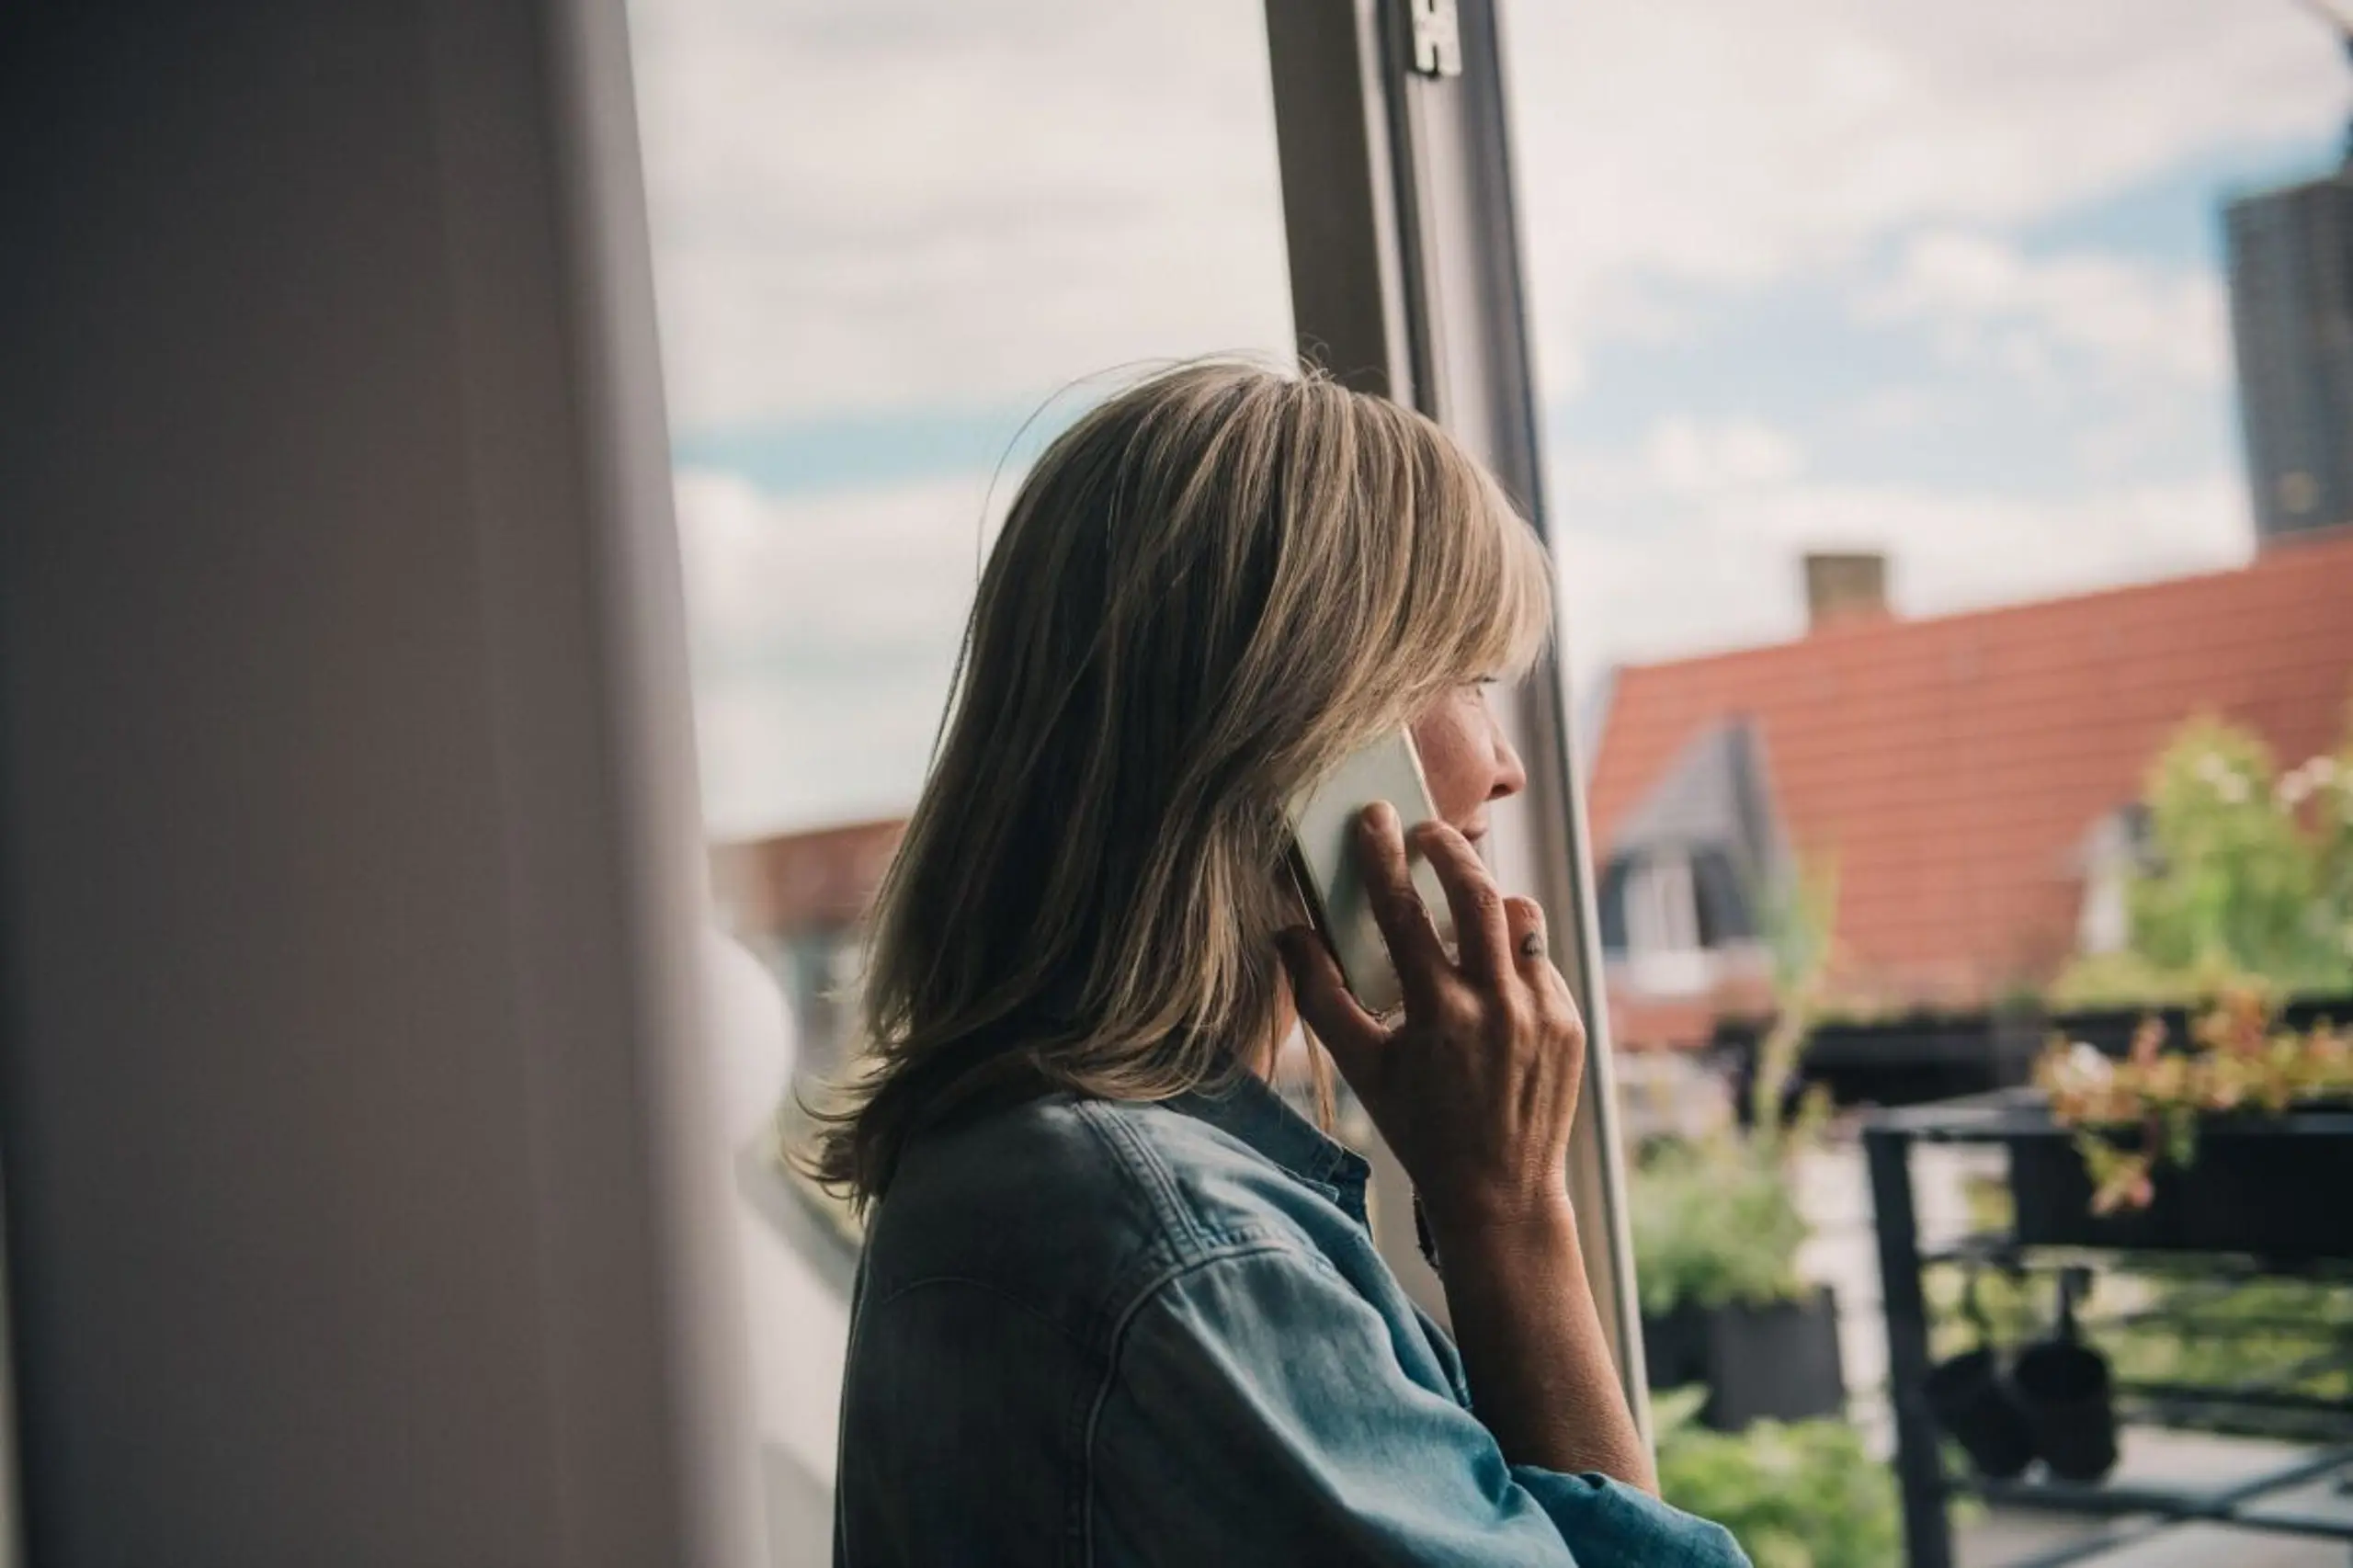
top-left (1285, 729), bottom-right (1456, 1017)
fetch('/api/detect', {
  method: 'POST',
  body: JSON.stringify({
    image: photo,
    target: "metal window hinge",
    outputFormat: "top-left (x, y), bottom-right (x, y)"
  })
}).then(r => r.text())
top-left (1409, 0), bottom-right (1461, 78)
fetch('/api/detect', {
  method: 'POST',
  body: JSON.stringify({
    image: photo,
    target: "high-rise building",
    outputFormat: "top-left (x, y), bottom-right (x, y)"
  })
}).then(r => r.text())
top-left (2225, 167), bottom-right (2353, 544)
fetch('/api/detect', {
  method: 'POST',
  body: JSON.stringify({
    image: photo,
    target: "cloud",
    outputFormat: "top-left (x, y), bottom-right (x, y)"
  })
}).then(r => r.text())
top-left (627, 0), bottom-right (1294, 426)
top-left (1508, 0), bottom-right (2340, 366)
top-left (1845, 383), bottom-right (1947, 434)
top-left (674, 466), bottom-right (1000, 656)
top-left (672, 465), bottom-right (1013, 836)
top-left (1552, 464), bottom-right (2249, 678)
top-left (629, 0), bottom-right (2342, 429)
top-left (1866, 231), bottom-right (2229, 385)
top-left (1643, 416), bottom-right (1809, 496)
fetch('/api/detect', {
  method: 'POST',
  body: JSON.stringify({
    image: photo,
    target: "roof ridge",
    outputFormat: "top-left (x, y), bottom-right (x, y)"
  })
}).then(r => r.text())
top-left (1613, 532), bottom-right (2353, 678)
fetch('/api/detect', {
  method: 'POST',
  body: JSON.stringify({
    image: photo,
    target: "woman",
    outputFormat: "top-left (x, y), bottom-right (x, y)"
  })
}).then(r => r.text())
top-left (812, 364), bottom-right (1746, 1566)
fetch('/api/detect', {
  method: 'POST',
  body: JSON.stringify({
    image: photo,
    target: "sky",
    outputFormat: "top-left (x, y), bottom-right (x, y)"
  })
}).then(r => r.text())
top-left (626, 0), bottom-right (2351, 842)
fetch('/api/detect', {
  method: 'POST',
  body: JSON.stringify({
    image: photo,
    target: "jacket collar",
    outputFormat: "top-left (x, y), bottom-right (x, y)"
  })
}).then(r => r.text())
top-left (1168, 1069), bottom-right (1372, 1226)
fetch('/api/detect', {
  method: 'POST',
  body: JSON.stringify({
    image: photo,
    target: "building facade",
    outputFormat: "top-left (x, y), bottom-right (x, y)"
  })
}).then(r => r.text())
top-left (2225, 168), bottom-right (2353, 544)
top-left (1588, 539), bottom-right (2353, 1049)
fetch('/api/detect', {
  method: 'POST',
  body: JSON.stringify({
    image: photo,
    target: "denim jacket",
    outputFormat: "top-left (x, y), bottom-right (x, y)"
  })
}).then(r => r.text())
top-left (835, 1071), bottom-right (1748, 1567)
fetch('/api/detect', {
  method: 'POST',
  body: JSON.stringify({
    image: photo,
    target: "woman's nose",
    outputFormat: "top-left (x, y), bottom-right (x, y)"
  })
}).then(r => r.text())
top-left (1490, 723), bottom-right (1528, 801)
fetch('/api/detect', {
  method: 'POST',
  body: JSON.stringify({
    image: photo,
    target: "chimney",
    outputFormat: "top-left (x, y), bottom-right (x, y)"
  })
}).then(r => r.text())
top-left (1803, 551), bottom-right (1889, 631)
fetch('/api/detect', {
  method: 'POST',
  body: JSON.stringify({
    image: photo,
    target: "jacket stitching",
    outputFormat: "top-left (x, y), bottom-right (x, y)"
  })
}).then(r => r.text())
top-left (1074, 1098), bottom-right (1207, 1263)
top-left (863, 1273), bottom-right (1100, 1353)
top-left (1077, 1240), bottom-right (1350, 1566)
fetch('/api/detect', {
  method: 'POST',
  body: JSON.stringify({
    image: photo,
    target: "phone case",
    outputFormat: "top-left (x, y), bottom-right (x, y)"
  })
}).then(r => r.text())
top-left (1285, 730), bottom-right (1456, 1017)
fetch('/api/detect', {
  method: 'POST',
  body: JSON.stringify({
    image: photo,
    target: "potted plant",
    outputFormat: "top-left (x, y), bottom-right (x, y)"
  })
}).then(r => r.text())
top-left (2016, 988), bottom-right (2353, 1256)
top-left (1653, 1386), bottom-right (1901, 1568)
top-left (1632, 1134), bottom-right (1846, 1431)
top-left (2002, 713), bottom-right (2353, 1257)
top-left (1635, 859), bottom-right (1847, 1429)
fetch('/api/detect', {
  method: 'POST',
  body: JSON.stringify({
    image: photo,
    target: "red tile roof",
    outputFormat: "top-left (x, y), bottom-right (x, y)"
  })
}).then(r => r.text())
top-left (1588, 531), bottom-right (2353, 1038)
top-left (711, 817), bottom-right (904, 939)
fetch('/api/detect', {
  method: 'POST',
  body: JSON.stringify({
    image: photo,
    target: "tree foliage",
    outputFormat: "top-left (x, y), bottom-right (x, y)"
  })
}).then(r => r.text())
top-left (2054, 709), bottom-right (2353, 1006)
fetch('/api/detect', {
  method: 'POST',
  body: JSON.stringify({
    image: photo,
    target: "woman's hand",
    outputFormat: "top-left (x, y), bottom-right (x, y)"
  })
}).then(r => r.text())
top-left (1276, 800), bottom-right (1587, 1241)
top-left (1278, 802), bottom-right (1653, 1492)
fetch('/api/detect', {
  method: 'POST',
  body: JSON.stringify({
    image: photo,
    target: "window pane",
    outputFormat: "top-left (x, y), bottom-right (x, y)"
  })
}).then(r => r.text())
top-left (0, 1194), bottom-right (14, 1568)
top-left (625, 3), bottom-right (1295, 1557)
top-left (1508, 6), bottom-right (2348, 1029)
top-left (1508, 5), bottom-right (2353, 1553)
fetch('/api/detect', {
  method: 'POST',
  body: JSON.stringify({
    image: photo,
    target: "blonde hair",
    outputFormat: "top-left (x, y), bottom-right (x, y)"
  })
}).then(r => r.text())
top-left (803, 362), bottom-right (1552, 1206)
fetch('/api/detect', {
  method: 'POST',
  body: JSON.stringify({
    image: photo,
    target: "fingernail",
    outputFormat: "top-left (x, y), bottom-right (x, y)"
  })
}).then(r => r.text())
top-left (1361, 800), bottom-right (1395, 833)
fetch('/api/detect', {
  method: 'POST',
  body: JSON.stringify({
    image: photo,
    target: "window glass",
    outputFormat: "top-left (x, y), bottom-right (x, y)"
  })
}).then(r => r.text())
top-left (0, 1185), bottom-right (15, 1568)
top-left (1507, 6), bottom-right (2348, 1023)
top-left (625, 3), bottom-right (1295, 1557)
top-left (1509, 4), bottom-right (2353, 1552)
top-left (1622, 853), bottom-right (1707, 994)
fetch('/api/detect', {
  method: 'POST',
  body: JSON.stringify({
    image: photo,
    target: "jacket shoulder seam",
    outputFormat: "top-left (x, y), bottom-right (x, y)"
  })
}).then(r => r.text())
top-left (1071, 1097), bottom-right (1211, 1262)
top-left (1077, 1239), bottom-right (1351, 1566)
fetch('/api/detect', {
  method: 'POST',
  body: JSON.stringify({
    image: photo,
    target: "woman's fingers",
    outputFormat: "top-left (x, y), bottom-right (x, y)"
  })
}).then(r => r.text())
top-left (1503, 894), bottom-right (1548, 971)
top-left (1276, 926), bottom-right (1386, 1069)
top-left (1355, 802), bottom-right (1451, 1006)
top-left (1415, 820), bottom-right (1513, 984)
top-left (1505, 894), bottom-right (1586, 1044)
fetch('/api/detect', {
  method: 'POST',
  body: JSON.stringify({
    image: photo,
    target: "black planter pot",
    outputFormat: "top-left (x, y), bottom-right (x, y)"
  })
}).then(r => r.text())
top-left (2007, 1108), bottom-right (2353, 1261)
top-left (1923, 1344), bottom-right (2036, 1480)
top-left (1641, 1286), bottom-right (1847, 1432)
top-left (1640, 1300), bottom-right (1710, 1392)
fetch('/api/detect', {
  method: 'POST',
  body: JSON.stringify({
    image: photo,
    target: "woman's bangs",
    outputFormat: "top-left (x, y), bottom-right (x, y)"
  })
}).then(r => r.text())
top-left (1458, 476), bottom-right (1555, 683)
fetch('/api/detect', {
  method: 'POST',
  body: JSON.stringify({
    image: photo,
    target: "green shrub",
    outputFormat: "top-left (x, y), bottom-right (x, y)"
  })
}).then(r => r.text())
top-left (2101, 1276), bottom-right (2353, 1403)
top-left (1630, 1136), bottom-right (1811, 1316)
top-left (2052, 710), bottom-right (2353, 1006)
top-left (1654, 1387), bottom-right (1902, 1568)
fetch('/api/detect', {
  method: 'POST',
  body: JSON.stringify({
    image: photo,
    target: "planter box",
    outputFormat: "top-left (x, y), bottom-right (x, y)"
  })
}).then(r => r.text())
top-left (1718, 1013), bottom-right (2040, 1118)
top-left (2007, 1107), bottom-right (2353, 1260)
top-left (1711, 993), bottom-right (2353, 1119)
top-left (2049, 994), bottom-right (2353, 1061)
top-left (1641, 1286), bottom-right (1846, 1431)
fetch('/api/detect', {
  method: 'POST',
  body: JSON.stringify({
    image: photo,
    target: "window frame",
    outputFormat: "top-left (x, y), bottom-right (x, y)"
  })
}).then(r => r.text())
top-left (1263, 0), bottom-right (1652, 1431)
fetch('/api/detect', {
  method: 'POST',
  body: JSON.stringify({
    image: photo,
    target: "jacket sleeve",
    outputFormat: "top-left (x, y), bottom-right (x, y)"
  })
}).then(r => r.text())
top-left (1086, 1243), bottom-right (1749, 1568)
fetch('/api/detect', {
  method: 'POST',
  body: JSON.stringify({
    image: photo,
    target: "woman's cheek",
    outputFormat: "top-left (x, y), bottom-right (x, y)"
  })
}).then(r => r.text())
top-left (1412, 699), bottom-right (1485, 824)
